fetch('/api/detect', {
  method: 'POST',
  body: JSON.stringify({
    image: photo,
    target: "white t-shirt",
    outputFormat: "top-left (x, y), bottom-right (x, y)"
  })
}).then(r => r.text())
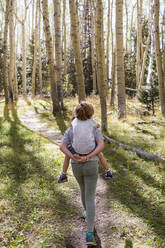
top-left (71, 118), bottom-right (98, 154)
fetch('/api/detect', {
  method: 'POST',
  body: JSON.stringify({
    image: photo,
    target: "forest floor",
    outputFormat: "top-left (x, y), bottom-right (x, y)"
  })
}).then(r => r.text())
top-left (0, 96), bottom-right (165, 248)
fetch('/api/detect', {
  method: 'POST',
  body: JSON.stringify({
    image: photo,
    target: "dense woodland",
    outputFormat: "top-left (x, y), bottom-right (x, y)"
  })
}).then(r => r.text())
top-left (0, 0), bottom-right (164, 129)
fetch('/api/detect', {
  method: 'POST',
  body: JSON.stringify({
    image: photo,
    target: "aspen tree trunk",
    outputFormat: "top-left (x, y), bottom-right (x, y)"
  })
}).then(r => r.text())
top-left (69, 0), bottom-right (86, 102)
top-left (14, 48), bottom-right (18, 99)
top-left (96, 0), bottom-right (107, 131)
top-left (32, 0), bottom-right (34, 36)
top-left (110, 0), bottom-right (116, 105)
top-left (3, 0), bottom-right (10, 103)
top-left (110, 49), bottom-right (116, 105)
top-left (38, 0), bottom-right (42, 96)
top-left (116, 0), bottom-right (126, 119)
top-left (106, 0), bottom-right (110, 82)
top-left (54, 0), bottom-right (63, 109)
top-left (146, 0), bottom-right (154, 87)
top-left (101, 7), bottom-right (107, 96)
top-left (32, 0), bottom-right (39, 96)
top-left (130, 3), bottom-right (136, 52)
top-left (139, 26), bottom-right (151, 88)
top-left (9, 0), bottom-right (15, 101)
top-left (124, 0), bottom-right (128, 52)
top-left (91, 0), bottom-right (96, 92)
top-left (147, 24), bottom-right (154, 86)
top-left (154, 0), bottom-right (165, 117)
top-left (162, 7), bottom-right (165, 80)
top-left (22, 23), bottom-right (27, 96)
top-left (136, 0), bottom-right (141, 88)
top-left (41, 0), bottom-right (60, 113)
top-left (62, 0), bottom-right (67, 76)
top-left (16, 0), bottom-right (30, 96)
top-left (139, 0), bottom-right (143, 59)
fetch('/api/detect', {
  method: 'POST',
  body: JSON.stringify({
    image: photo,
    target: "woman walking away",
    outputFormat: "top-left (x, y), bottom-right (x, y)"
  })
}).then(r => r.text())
top-left (58, 102), bottom-right (112, 183)
top-left (60, 102), bottom-right (105, 246)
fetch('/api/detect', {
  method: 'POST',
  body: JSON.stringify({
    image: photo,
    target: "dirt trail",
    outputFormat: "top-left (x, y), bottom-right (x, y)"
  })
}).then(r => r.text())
top-left (20, 110), bottom-right (123, 248)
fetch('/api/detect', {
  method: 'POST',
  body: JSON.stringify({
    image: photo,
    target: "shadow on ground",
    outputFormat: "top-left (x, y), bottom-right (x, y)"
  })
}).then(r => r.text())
top-left (0, 103), bottom-right (81, 247)
top-left (102, 140), bottom-right (165, 246)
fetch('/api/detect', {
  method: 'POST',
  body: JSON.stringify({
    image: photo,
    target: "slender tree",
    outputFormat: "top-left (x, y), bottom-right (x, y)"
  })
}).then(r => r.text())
top-left (54, 0), bottom-right (63, 108)
top-left (146, 0), bottom-right (154, 87)
top-left (9, 0), bottom-right (16, 101)
top-left (32, 0), bottom-right (39, 96)
top-left (3, 0), bottom-right (10, 103)
top-left (110, 0), bottom-right (116, 105)
top-left (91, 0), bottom-right (96, 92)
top-left (96, 0), bottom-right (107, 130)
top-left (69, 0), bottom-right (86, 102)
top-left (16, 0), bottom-right (31, 96)
top-left (124, 0), bottom-right (128, 52)
top-left (41, 0), bottom-right (60, 113)
top-left (154, 0), bottom-right (165, 117)
top-left (116, 0), bottom-right (126, 119)
top-left (139, 25), bottom-right (152, 88)
top-left (136, 0), bottom-right (141, 88)
top-left (62, 0), bottom-right (67, 76)
top-left (38, 0), bottom-right (42, 96)
top-left (106, 0), bottom-right (110, 82)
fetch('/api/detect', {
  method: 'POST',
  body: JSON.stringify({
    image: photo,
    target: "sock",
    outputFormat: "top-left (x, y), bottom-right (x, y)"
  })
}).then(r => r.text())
top-left (87, 232), bottom-right (94, 237)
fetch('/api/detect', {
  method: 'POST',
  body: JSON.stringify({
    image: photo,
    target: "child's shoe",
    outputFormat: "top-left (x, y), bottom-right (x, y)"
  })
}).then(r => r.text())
top-left (86, 232), bottom-right (96, 246)
top-left (83, 210), bottom-right (87, 218)
top-left (58, 172), bottom-right (68, 183)
top-left (105, 169), bottom-right (113, 179)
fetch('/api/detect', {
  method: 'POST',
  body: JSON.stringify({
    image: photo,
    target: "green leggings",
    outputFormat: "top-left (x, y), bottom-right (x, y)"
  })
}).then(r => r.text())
top-left (71, 161), bottom-right (99, 232)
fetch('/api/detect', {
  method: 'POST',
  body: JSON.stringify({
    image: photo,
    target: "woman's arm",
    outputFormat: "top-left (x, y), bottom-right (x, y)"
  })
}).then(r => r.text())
top-left (60, 142), bottom-right (76, 160)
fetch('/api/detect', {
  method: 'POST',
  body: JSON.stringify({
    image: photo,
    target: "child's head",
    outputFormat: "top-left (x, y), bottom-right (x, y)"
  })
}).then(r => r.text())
top-left (74, 101), bottom-right (94, 120)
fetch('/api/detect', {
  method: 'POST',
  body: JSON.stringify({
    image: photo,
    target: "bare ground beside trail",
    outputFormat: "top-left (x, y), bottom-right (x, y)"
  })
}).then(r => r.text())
top-left (20, 109), bottom-right (144, 248)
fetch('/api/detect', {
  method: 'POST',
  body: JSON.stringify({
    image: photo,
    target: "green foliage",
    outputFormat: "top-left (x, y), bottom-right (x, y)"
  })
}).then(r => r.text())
top-left (17, 38), bottom-right (49, 95)
top-left (124, 239), bottom-right (133, 248)
top-left (137, 86), bottom-right (159, 115)
top-left (124, 52), bottom-right (136, 97)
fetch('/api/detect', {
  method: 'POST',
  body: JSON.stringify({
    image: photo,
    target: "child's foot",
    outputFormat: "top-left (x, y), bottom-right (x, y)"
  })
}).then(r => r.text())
top-left (58, 172), bottom-right (68, 183)
top-left (104, 169), bottom-right (113, 179)
top-left (86, 232), bottom-right (96, 246)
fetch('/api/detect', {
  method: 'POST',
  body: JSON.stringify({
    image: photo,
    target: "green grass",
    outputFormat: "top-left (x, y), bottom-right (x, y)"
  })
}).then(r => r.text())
top-left (0, 96), bottom-right (165, 248)
top-left (0, 107), bottom-right (79, 247)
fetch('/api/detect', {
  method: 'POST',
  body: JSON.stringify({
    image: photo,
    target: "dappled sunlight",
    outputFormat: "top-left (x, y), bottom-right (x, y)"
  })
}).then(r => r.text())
top-left (0, 119), bottom-right (80, 247)
top-left (103, 143), bottom-right (165, 247)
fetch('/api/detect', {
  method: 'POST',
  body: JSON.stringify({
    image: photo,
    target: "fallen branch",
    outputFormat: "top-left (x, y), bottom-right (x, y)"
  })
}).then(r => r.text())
top-left (103, 135), bottom-right (165, 162)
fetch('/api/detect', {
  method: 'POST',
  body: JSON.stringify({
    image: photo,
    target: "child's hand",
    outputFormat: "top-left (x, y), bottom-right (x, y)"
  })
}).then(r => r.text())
top-left (97, 123), bottom-right (100, 128)
top-left (73, 154), bottom-right (81, 160)
top-left (80, 156), bottom-right (88, 162)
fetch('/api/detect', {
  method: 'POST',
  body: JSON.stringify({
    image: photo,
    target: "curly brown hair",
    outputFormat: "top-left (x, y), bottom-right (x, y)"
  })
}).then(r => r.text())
top-left (74, 101), bottom-right (94, 120)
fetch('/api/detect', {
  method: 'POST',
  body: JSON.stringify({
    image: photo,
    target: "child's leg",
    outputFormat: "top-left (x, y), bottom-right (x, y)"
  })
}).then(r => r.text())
top-left (58, 155), bottom-right (70, 183)
top-left (62, 155), bottom-right (70, 173)
top-left (97, 152), bottom-right (109, 171)
top-left (97, 152), bottom-right (113, 179)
